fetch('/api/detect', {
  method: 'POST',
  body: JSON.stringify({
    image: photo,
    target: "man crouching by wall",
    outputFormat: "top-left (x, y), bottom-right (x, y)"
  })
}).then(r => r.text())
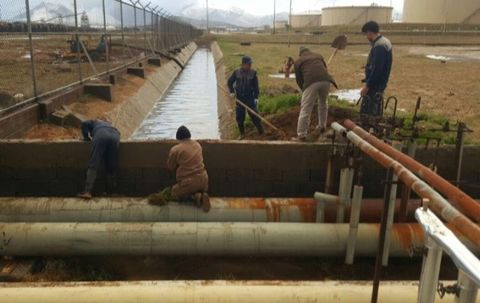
top-left (149, 126), bottom-right (211, 212)
top-left (78, 119), bottom-right (120, 200)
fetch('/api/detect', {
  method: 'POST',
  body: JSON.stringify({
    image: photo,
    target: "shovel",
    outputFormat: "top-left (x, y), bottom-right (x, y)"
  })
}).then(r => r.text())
top-left (218, 84), bottom-right (285, 134)
top-left (326, 35), bottom-right (348, 66)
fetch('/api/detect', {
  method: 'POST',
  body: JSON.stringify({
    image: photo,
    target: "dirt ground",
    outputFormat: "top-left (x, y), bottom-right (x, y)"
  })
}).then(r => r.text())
top-left (0, 35), bottom-right (144, 107)
top-left (219, 39), bottom-right (480, 142)
top-left (20, 256), bottom-right (457, 282)
top-left (24, 66), bottom-right (155, 140)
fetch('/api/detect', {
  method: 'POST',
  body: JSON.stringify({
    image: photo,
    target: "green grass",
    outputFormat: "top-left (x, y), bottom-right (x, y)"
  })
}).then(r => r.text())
top-left (259, 93), bottom-right (300, 115)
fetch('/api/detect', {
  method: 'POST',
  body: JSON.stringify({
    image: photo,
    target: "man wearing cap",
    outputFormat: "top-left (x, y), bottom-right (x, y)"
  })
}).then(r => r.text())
top-left (293, 46), bottom-right (337, 141)
top-left (227, 56), bottom-right (264, 139)
top-left (360, 21), bottom-right (393, 117)
top-left (149, 126), bottom-right (210, 212)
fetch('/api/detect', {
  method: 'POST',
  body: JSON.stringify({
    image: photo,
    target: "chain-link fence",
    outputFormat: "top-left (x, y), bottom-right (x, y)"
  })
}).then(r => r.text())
top-left (0, 0), bottom-right (201, 112)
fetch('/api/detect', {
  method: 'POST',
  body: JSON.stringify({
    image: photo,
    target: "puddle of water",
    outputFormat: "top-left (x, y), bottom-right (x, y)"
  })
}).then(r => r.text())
top-left (426, 55), bottom-right (451, 61)
top-left (268, 73), bottom-right (296, 79)
top-left (133, 48), bottom-right (220, 140)
top-left (330, 89), bottom-right (361, 103)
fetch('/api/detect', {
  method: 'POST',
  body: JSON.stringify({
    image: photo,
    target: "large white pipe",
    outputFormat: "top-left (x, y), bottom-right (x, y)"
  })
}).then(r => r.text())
top-left (0, 222), bottom-right (426, 257)
top-left (0, 197), bottom-right (315, 223)
top-left (0, 280), bottom-right (472, 303)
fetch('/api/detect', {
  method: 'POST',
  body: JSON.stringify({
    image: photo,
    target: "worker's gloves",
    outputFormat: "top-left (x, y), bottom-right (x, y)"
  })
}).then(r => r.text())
top-left (230, 93), bottom-right (236, 98)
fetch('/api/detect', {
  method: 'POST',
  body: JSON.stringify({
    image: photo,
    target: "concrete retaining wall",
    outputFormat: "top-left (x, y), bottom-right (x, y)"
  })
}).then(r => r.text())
top-left (105, 43), bottom-right (198, 139)
top-left (211, 41), bottom-right (237, 139)
top-left (0, 141), bottom-right (478, 198)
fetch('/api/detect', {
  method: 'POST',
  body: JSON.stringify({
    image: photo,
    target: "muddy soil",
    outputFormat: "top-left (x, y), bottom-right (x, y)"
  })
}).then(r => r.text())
top-left (244, 105), bottom-right (357, 141)
top-left (20, 256), bottom-right (457, 282)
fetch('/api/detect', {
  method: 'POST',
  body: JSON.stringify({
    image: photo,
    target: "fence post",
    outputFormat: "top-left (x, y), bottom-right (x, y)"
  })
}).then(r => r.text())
top-left (24, 0), bottom-right (38, 97)
top-left (143, 5), bottom-right (147, 54)
top-left (102, 0), bottom-right (110, 74)
top-left (120, 0), bottom-right (125, 57)
top-left (73, 0), bottom-right (82, 83)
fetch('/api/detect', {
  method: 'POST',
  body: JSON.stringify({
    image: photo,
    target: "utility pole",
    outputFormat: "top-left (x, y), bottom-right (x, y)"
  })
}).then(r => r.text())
top-left (289, 0), bottom-right (293, 31)
top-left (206, 0), bottom-right (209, 33)
top-left (272, 0), bottom-right (276, 35)
top-left (288, 0), bottom-right (293, 47)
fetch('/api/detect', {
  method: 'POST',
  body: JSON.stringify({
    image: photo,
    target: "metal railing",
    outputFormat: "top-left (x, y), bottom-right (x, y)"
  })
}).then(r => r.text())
top-left (416, 205), bottom-right (480, 303)
top-left (0, 0), bottom-right (201, 114)
top-left (329, 121), bottom-right (480, 303)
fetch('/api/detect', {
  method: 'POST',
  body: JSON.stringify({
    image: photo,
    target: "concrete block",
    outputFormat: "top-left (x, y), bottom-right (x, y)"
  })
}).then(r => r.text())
top-left (49, 180), bottom-right (82, 196)
top-left (109, 74), bottom-right (117, 85)
top-left (135, 181), bottom-right (166, 196)
top-left (127, 67), bottom-right (145, 78)
top-left (38, 100), bottom-right (54, 121)
top-left (118, 168), bottom-right (143, 180)
top-left (84, 83), bottom-right (113, 102)
top-left (148, 57), bottom-right (162, 66)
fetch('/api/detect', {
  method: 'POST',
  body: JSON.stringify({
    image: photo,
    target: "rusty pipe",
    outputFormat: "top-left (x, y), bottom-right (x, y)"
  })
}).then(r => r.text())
top-left (0, 222), bottom-right (427, 257)
top-left (332, 122), bottom-right (480, 247)
top-left (343, 119), bottom-right (480, 223)
top-left (0, 198), bottom-right (420, 223)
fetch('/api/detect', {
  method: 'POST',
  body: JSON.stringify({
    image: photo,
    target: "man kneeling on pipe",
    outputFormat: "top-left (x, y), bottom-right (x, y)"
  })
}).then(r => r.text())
top-left (149, 126), bottom-right (211, 212)
top-left (78, 119), bottom-right (121, 200)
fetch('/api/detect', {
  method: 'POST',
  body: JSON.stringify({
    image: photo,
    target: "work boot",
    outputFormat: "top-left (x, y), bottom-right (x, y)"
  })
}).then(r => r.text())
top-left (291, 136), bottom-right (306, 142)
top-left (201, 192), bottom-right (211, 213)
top-left (77, 192), bottom-right (92, 200)
top-left (193, 192), bottom-right (203, 208)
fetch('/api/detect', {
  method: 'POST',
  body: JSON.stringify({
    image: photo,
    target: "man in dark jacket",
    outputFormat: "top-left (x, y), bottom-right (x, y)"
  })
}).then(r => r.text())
top-left (360, 21), bottom-right (393, 117)
top-left (227, 56), bottom-right (264, 139)
top-left (78, 119), bottom-right (120, 200)
top-left (293, 46), bottom-right (337, 141)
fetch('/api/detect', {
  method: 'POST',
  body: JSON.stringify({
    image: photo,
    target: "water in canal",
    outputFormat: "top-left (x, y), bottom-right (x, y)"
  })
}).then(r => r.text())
top-left (133, 48), bottom-right (220, 140)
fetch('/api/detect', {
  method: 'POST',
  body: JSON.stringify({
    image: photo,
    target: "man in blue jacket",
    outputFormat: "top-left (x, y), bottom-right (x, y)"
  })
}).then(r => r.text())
top-left (228, 56), bottom-right (264, 139)
top-left (360, 21), bottom-right (393, 117)
top-left (78, 119), bottom-right (120, 199)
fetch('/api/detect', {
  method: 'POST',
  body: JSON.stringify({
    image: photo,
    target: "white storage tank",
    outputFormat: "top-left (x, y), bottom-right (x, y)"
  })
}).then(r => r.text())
top-left (290, 13), bottom-right (322, 29)
top-left (403, 0), bottom-right (480, 24)
top-left (321, 5), bottom-right (393, 26)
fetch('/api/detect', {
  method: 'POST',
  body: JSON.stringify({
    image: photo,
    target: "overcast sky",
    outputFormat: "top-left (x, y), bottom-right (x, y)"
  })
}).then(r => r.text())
top-left (156, 0), bottom-right (404, 16)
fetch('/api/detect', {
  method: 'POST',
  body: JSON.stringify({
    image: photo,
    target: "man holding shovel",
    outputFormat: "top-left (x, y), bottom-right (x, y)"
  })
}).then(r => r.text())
top-left (292, 46), bottom-right (337, 142)
top-left (228, 56), bottom-right (264, 139)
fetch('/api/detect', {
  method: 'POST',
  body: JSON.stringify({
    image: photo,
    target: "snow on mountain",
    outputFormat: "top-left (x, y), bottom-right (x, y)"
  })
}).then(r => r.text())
top-left (179, 5), bottom-right (288, 28)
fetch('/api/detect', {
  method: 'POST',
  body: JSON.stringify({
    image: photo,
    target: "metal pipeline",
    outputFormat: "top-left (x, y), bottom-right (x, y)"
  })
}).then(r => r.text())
top-left (0, 198), bottom-right (420, 223)
top-left (332, 122), bottom-right (480, 247)
top-left (0, 281), bottom-right (469, 303)
top-left (343, 119), bottom-right (480, 223)
top-left (0, 222), bottom-right (427, 257)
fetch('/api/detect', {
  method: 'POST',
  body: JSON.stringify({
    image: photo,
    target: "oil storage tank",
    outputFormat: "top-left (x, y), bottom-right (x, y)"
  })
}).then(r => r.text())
top-left (290, 13), bottom-right (322, 29)
top-left (403, 0), bottom-right (480, 24)
top-left (321, 5), bottom-right (393, 26)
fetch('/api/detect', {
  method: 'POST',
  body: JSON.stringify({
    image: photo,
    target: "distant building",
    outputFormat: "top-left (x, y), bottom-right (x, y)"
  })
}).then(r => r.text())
top-left (274, 20), bottom-right (289, 30)
top-left (403, 0), bottom-right (480, 24)
top-left (321, 5), bottom-right (393, 26)
top-left (290, 13), bottom-right (322, 29)
top-left (80, 12), bottom-right (89, 28)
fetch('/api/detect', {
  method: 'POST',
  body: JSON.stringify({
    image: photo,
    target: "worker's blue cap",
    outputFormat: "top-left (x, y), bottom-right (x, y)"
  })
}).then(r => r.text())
top-left (242, 56), bottom-right (253, 65)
